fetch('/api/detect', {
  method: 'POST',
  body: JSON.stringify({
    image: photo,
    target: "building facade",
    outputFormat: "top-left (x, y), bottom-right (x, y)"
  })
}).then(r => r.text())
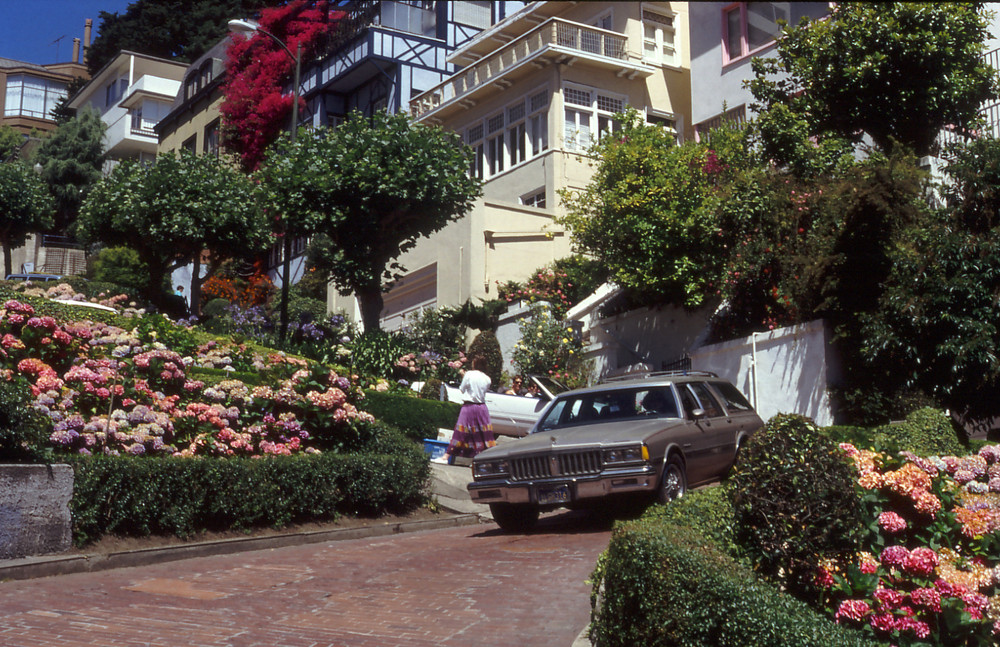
top-left (68, 51), bottom-right (187, 170)
top-left (343, 1), bottom-right (691, 330)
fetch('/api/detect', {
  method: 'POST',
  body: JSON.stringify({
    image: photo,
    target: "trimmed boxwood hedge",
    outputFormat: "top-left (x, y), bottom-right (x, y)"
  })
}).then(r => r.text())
top-left (68, 426), bottom-right (429, 547)
top-left (590, 519), bottom-right (880, 647)
top-left (361, 389), bottom-right (460, 441)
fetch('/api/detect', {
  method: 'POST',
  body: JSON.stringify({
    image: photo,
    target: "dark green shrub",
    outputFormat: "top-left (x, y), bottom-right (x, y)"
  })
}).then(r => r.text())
top-left (420, 378), bottom-right (443, 400)
top-left (0, 378), bottom-right (52, 463)
top-left (288, 294), bottom-right (327, 323)
top-left (88, 246), bottom-right (151, 295)
top-left (644, 484), bottom-right (740, 559)
top-left (467, 329), bottom-right (503, 386)
top-left (872, 407), bottom-right (967, 456)
top-left (350, 329), bottom-right (408, 378)
top-left (361, 389), bottom-right (460, 440)
top-left (201, 298), bottom-right (231, 319)
top-left (729, 414), bottom-right (864, 601)
top-left (591, 521), bottom-right (879, 647)
top-left (69, 442), bottom-right (429, 546)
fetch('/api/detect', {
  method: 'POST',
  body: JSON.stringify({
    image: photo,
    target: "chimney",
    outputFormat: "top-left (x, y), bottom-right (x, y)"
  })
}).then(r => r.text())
top-left (72, 38), bottom-right (81, 63)
top-left (84, 19), bottom-right (93, 61)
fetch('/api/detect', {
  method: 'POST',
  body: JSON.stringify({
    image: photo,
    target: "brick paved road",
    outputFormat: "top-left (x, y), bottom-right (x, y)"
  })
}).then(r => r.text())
top-left (0, 512), bottom-right (612, 647)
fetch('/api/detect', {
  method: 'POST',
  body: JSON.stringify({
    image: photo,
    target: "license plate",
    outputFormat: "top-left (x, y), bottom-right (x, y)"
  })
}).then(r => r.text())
top-left (538, 484), bottom-right (570, 505)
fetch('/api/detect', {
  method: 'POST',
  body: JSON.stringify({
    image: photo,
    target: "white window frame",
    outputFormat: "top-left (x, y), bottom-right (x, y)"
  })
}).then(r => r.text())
top-left (465, 87), bottom-right (550, 180)
top-left (563, 84), bottom-right (626, 152)
top-left (520, 189), bottom-right (546, 208)
top-left (641, 6), bottom-right (678, 67)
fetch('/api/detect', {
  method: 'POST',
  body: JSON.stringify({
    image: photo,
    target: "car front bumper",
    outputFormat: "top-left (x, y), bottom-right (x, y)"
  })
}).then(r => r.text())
top-left (467, 464), bottom-right (658, 505)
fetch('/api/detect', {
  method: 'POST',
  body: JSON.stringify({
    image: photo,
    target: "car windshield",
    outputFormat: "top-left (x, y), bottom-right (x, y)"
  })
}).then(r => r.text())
top-left (532, 375), bottom-right (568, 397)
top-left (535, 386), bottom-right (679, 431)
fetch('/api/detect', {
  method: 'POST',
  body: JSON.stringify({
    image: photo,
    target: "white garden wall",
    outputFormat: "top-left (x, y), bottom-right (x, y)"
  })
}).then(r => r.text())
top-left (690, 319), bottom-right (840, 426)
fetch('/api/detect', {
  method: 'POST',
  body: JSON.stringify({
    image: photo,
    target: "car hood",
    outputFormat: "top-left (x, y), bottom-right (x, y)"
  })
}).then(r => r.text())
top-left (477, 417), bottom-right (683, 460)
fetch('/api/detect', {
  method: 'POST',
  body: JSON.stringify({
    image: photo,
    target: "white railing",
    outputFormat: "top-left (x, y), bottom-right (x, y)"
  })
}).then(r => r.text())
top-left (411, 17), bottom-right (630, 120)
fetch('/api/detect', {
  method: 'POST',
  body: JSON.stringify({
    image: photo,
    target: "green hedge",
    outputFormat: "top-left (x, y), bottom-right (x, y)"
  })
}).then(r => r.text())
top-left (822, 407), bottom-right (967, 456)
top-left (590, 520), bottom-right (880, 647)
top-left (361, 389), bottom-right (460, 440)
top-left (68, 429), bottom-right (429, 547)
top-left (642, 484), bottom-right (740, 559)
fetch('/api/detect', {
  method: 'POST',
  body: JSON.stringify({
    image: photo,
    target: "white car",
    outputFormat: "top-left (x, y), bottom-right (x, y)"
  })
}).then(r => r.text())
top-left (441, 375), bottom-right (568, 437)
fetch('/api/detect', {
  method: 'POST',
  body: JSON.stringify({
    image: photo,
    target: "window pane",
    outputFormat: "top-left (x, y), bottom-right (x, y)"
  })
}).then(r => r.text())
top-left (22, 77), bottom-right (46, 117)
top-left (725, 8), bottom-right (743, 58)
top-left (747, 2), bottom-right (787, 51)
top-left (4, 75), bottom-right (23, 115)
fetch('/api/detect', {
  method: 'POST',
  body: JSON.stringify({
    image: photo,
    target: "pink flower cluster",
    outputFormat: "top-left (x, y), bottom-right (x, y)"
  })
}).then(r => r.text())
top-left (3, 302), bottom-right (376, 458)
top-left (829, 443), bottom-right (1000, 643)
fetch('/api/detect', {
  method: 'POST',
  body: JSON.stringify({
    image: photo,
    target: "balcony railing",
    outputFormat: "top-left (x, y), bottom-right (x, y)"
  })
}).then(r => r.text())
top-left (410, 17), bottom-right (635, 120)
top-left (322, 1), bottom-right (435, 56)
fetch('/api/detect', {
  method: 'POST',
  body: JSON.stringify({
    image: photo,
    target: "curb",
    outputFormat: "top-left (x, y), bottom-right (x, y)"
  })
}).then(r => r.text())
top-left (0, 513), bottom-right (483, 582)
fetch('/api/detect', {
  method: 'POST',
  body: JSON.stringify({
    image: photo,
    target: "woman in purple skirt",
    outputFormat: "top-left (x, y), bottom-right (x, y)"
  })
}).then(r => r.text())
top-left (444, 356), bottom-right (496, 463)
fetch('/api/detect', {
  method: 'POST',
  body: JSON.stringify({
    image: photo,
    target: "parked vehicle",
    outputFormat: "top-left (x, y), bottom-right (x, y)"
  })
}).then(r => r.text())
top-left (441, 375), bottom-right (568, 437)
top-left (467, 371), bottom-right (763, 532)
top-left (4, 273), bottom-right (63, 282)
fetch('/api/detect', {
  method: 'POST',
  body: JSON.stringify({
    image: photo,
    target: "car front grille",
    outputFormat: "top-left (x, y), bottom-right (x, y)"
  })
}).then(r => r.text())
top-left (510, 450), bottom-right (602, 481)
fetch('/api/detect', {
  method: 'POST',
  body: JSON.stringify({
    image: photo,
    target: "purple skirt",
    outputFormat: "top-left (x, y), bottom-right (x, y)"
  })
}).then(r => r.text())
top-left (447, 403), bottom-right (496, 458)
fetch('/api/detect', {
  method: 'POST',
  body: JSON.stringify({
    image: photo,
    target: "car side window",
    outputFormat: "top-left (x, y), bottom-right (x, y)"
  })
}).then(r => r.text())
top-left (678, 385), bottom-right (700, 419)
top-left (688, 382), bottom-right (724, 418)
top-left (711, 381), bottom-right (754, 413)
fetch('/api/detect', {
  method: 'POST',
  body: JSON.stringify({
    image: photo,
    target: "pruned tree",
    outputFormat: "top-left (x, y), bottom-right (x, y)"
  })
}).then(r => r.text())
top-left (257, 110), bottom-right (481, 331)
top-left (0, 161), bottom-right (54, 277)
top-left (76, 150), bottom-right (269, 311)
top-left (749, 2), bottom-right (999, 156)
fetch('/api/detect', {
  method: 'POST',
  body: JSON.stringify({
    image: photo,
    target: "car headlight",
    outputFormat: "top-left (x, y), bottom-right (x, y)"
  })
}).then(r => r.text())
top-left (474, 460), bottom-right (510, 478)
top-left (603, 445), bottom-right (648, 465)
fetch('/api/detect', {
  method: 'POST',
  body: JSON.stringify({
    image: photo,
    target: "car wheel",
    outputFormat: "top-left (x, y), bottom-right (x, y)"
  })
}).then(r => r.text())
top-left (657, 455), bottom-right (687, 504)
top-left (489, 503), bottom-right (540, 532)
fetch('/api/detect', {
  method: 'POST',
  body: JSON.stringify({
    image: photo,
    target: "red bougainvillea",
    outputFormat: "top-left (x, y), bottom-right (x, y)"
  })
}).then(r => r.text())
top-left (221, 0), bottom-right (341, 171)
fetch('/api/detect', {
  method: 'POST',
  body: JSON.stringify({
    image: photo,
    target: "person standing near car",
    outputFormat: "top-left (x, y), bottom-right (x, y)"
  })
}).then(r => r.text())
top-left (442, 356), bottom-right (496, 464)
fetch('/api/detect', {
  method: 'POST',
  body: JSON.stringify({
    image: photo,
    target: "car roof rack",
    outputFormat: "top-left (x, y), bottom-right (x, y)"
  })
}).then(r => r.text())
top-left (600, 369), bottom-right (718, 383)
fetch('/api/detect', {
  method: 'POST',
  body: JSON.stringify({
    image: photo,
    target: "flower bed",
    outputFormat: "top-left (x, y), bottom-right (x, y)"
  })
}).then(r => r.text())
top-left (1, 298), bottom-right (373, 458)
top-left (821, 443), bottom-right (1000, 645)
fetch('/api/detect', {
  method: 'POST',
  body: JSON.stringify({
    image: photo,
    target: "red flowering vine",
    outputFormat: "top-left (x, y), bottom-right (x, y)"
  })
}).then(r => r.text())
top-left (220, 0), bottom-right (342, 171)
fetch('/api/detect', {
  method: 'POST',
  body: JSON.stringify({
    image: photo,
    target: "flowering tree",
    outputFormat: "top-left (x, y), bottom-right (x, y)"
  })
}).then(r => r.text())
top-left (220, 0), bottom-right (339, 171)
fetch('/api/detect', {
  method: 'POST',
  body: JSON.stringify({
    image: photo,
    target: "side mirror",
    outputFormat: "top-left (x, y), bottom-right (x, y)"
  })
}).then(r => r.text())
top-left (690, 408), bottom-right (706, 420)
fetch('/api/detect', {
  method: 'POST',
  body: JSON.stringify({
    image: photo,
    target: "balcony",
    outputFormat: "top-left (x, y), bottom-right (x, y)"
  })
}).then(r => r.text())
top-left (410, 17), bottom-right (653, 122)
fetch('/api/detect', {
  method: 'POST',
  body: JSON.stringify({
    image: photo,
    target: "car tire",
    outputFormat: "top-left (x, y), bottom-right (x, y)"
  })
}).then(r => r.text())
top-left (657, 455), bottom-right (687, 504)
top-left (489, 503), bottom-right (540, 532)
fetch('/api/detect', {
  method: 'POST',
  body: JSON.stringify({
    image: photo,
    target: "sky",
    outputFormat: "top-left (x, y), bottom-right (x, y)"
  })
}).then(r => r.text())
top-left (0, 0), bottom-right (134, 65)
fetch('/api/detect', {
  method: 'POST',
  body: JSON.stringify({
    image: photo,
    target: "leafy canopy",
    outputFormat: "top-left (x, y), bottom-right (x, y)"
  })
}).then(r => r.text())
top-left (749, 2), bottom-right (999, 156)
top-left (558, 108), bottom-right (750, 308)
top-left (33, 106), bottom-right (107, 234)
top-left (86, 0), bottom-right (275, 76)
top-left (0, 161), bottom-right (54, 276)
top-left (77, 150), bottom-right (268, 305)
top-left (257, 110), bottom-right (481, 331)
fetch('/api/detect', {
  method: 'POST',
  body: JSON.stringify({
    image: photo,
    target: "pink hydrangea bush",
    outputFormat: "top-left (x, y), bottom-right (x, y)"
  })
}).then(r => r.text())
top-left (1, 299), bottom-right (374, 458)
top-left (819, 442), bottom-right (1000, 645)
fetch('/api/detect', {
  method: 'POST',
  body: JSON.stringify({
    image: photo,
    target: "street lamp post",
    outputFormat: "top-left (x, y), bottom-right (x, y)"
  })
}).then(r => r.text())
top-left (228, 18), bottom-right (302, 344)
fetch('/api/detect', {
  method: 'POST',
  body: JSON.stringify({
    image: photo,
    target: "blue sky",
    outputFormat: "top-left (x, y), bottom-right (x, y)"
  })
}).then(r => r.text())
top-left (0, 0), bottom-right (134, 65)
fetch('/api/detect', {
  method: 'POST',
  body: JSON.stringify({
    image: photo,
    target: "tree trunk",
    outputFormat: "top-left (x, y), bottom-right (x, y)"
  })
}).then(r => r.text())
top-left (2, 242), bottom-right (11, 279)
top-left (356, 287), bottom-right (384, 333)
top-left (189, 254), bottom-right (201, 317)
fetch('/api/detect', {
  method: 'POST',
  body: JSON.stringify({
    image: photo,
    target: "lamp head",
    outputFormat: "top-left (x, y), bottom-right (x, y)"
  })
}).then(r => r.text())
top-left (227, 19), bottom-right (259, 35)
